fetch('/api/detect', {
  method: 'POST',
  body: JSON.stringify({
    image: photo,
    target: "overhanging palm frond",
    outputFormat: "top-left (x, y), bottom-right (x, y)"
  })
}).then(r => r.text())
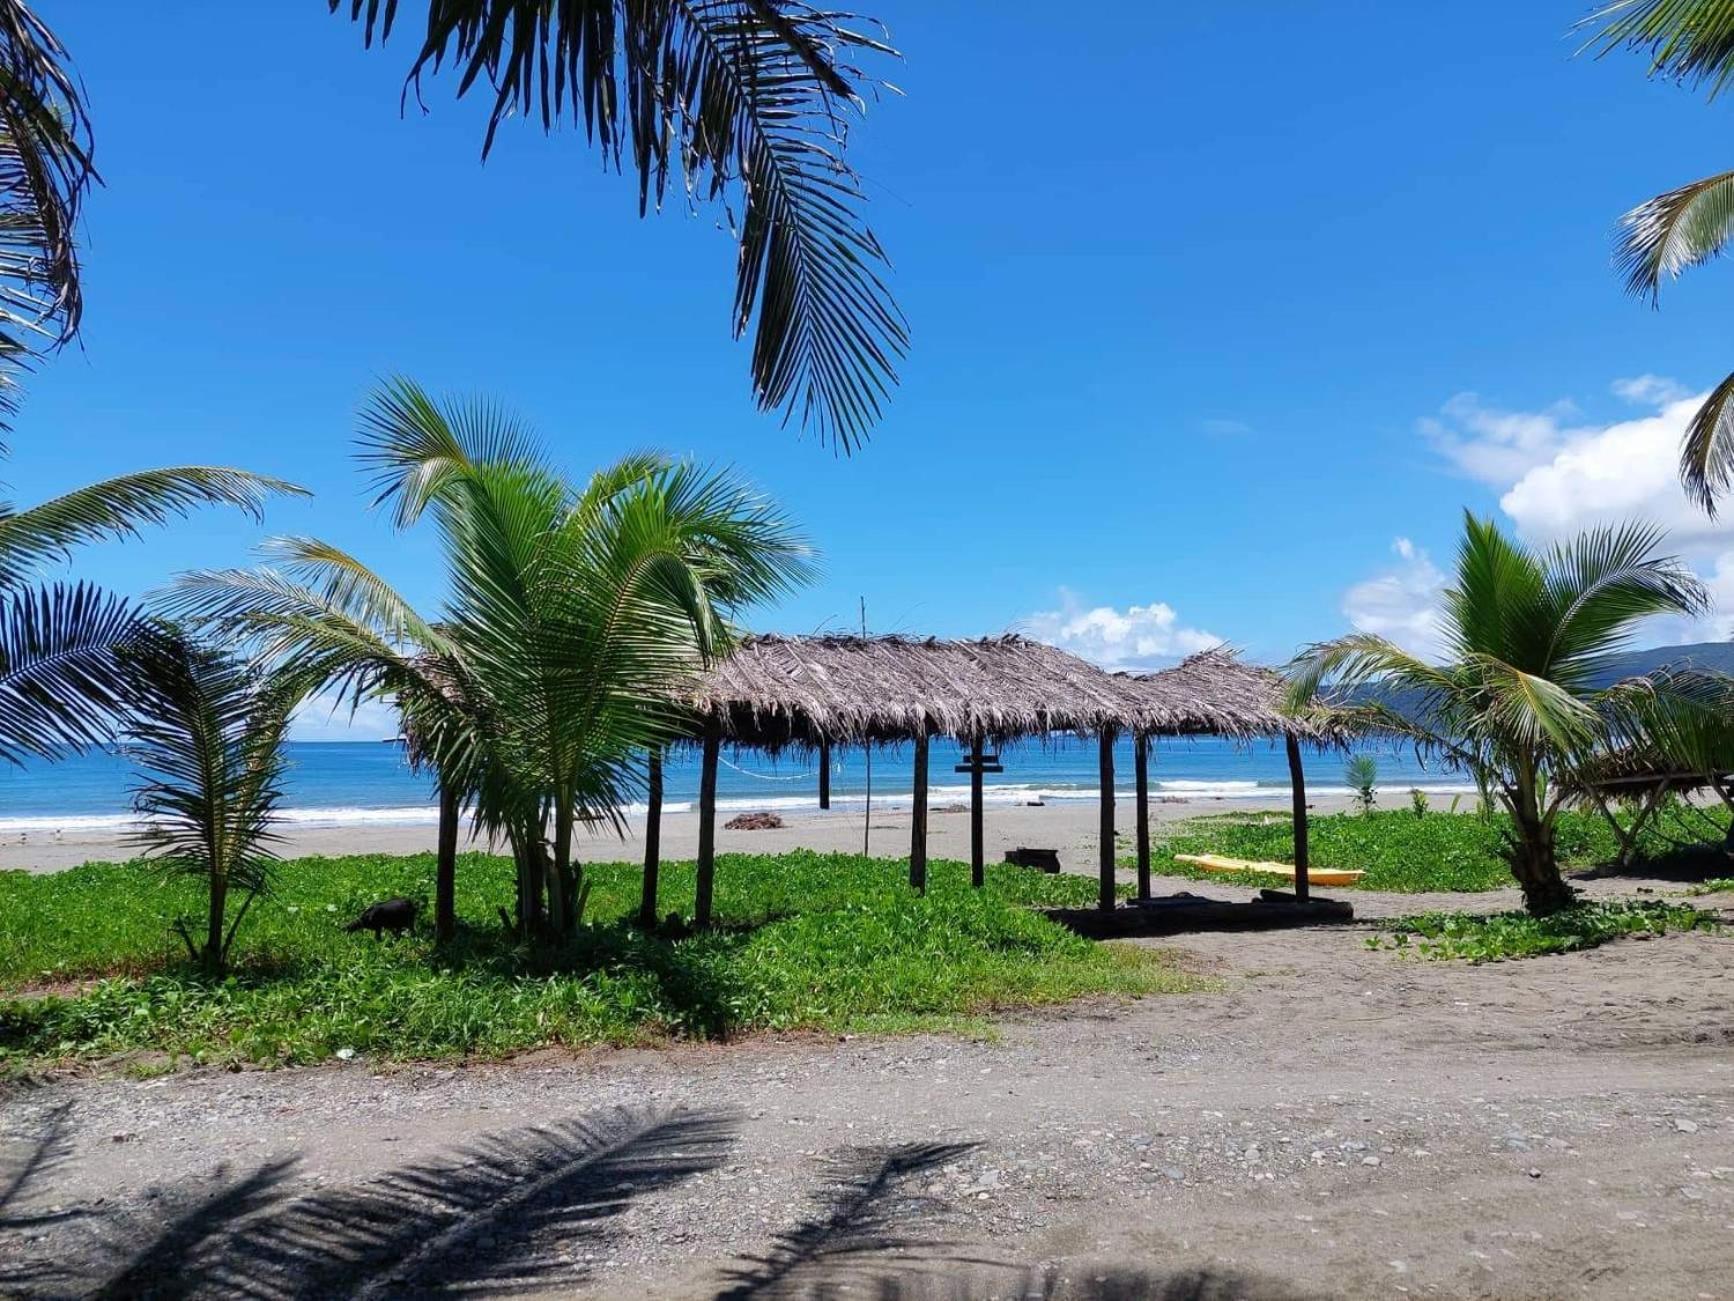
top-left (1540, 520), bottom-right (1708, 679)
top-left (1581, 0), bottom-right (1734, 98)
top-left (334, 3), bottom-right (906, 451)
top-left (1679, 368), bottom-right (1734, 514)
top-left (1616, 169), bottom-right (1734, 299)
top-left (0, 467), bottom-right (308, 587)
top-left (0, 580), bottom-right (134, 764)
top-left (0, 2), bottom-right (97, 437)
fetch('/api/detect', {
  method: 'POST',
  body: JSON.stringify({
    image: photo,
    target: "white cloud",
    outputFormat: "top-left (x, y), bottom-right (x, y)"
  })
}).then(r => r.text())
top-left (1023, 588), bottom-right (1220, 671)
top-left (1341, 376), bottom-right (1734, 659)
top-left (1612, 374), bottom-right (1690, 406)
top-left (290, 692), bottom-right (401, 742)
top-left (1341, 537), bottom-right (1448, 658)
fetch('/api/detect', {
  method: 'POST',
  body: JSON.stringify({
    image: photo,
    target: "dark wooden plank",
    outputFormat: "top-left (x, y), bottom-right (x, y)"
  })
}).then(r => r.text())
top-left (1046, 897), bottom-right (1354, 939)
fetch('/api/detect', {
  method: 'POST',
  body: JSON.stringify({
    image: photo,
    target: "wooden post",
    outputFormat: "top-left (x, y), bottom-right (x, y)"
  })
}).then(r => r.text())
top-left (695, 715), bottom-right (721, 928)
top-left (1134, 733), bottom-right (1151, 901)
top-left (1286, 733), bottom-right (1310, 903)
top-left (818, 738), bottom-right (831, 810)
top-left (435, 780), bottom-right (459, 943)
top-left (910, 723), bottom-right (929, 892)
top-left (969, 734), bottom-right (985, 889)
top-left (639, 746), bottom-right (663, 928)
top-left (1099, 729), bottom-right (1117, 912)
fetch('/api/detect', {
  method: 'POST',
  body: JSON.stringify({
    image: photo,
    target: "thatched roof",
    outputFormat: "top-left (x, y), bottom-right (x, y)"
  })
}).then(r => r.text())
top-left (686, 633), bottom-right (1157, 749)
top-left (1126, 647), bottom-right (1339, 743)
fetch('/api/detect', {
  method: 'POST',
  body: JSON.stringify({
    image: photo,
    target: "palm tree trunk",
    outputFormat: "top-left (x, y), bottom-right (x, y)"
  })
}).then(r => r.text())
top-left (205, 871), bottom-right (228, 975)
top-left (435, 781), bottom-right (459, 943)
top-left (549, 802), bottom-right (574, 939)
top-left (1507, 768), bottom-right (1575, 916)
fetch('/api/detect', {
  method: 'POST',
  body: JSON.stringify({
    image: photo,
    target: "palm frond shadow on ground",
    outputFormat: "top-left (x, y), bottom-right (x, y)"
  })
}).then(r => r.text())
top-left (715, 1142), bottom-right (982, 1299)
top-left (0, 1102), bottom-right (85, 1296)
top-left (84, 1106), bottom-right (737, 1299)
top-left (855, 1263), bottom-right (1319, 1301)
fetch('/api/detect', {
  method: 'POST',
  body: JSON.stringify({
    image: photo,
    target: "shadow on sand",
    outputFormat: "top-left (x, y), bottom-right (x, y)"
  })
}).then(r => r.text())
top-left (10, 1104), bottom-right (736, 1300)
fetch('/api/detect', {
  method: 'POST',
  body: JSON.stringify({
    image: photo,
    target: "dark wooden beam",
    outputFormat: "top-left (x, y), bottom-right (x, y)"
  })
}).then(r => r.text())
top-left (695, 715), bottom-right (721, 928)
top-left (910, 724), bottom-right (929, 892)
top-left (435, 780), bottom-right (459, 943)
top-left (1099, 729), bottom-right (1117, 912)
top-left (969, 733), bottom-right (985, 889)
top-left (818, 738), bottom-right (831, 810)
top-left (1286, 733), bottom-right (1310, 903)
top-left (639, 745), bottom-right (663, 929)
top-left (1134, 733), bottom-right (1151, 901)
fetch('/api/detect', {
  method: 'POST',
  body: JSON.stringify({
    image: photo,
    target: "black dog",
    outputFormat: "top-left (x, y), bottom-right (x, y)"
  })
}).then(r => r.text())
top-left (344, 897), bottom-right (419, 939)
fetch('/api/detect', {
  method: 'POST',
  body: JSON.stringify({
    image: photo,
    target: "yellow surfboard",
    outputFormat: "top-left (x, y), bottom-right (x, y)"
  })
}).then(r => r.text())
top-left (1173, 853), bottom-right (1364, 887)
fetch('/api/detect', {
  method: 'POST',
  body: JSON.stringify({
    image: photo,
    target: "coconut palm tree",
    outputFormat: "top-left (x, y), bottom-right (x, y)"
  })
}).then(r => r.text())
top-left (1580, 2), bottom-right (1734, 512)
top-left (121, 626), bottom-right (299, 975)
top-left (170, 377), bottom-right (813, 941)
top-left (1288, 513), bottom-right (1711, 915)
top-left (333, 0), bottom-right (905, 451)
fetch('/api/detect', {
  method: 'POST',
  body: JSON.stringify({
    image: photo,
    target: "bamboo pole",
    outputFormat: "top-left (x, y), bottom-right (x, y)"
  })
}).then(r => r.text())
top-left (1098, 729), bottom-right (1116, 912)
top-left (910, 723), bottom-right (929, 892)
top-left (1286, 734), bottom-right (1310, 903)
top-left (639, 746), bottom-right (663, 928)
top-left (970, 733), bottom-right (985, 889)
top-left (695, 716), bottom-right (721, 928)
top-left (1134, 733), bottom-right (1151, 901)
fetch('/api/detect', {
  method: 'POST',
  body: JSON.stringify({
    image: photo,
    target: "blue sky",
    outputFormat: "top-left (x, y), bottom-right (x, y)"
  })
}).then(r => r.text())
top-left (19, 3), bottom-right (1734, 737)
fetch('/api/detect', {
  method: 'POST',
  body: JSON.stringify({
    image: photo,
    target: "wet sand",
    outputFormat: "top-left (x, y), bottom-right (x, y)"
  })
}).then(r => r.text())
top-left (0, 791), bottom-right (1366, 874)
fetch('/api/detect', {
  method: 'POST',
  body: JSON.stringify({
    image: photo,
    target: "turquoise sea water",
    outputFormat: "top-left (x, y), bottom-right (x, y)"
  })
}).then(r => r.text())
top-left (0, 737), bottom-right (1474, 831)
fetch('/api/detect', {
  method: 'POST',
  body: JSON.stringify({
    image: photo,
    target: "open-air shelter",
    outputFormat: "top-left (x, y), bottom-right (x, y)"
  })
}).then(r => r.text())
top-left (645, 635), bottom-right (1325, 922)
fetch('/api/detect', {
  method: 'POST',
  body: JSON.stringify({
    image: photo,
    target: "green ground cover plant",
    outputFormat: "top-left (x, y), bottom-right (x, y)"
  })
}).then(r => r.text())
top-left (1370, 901), bottom-right (1717, 962)
top-left (0, 851), bottom-right (1200, 1069)
top-left (1142, 808), bottom-right (1679, 893)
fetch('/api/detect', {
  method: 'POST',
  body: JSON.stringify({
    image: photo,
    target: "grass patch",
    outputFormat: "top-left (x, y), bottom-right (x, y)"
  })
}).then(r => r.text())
top-left (1141, 809), bottom-right (1640, 893)
top-left (1694, 878), bottom-right (1734, 894)
top-left (1370, 900), bottom-right (1718, 961)
top-left (0, 851), bottom-right (1202, 1069)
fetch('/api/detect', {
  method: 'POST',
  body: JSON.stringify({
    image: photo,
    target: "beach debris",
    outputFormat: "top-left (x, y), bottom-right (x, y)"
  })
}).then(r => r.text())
top-left (725, 811), bottom-right (785, 831)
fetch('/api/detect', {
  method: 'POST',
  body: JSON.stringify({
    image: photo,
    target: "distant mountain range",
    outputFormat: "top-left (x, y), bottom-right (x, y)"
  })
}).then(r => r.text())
top-left (1593, 641), bottom-right (1734, 686)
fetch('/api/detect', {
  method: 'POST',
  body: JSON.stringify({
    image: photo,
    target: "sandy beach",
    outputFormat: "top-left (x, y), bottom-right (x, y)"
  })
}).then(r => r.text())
top-left (0, 791), bottom-right (1369, 875)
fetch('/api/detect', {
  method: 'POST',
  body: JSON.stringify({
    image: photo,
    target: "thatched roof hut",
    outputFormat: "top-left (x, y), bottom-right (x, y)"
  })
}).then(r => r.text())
top-left (1126, 647), bottom-right (1340, 743)
top-left (686, 633), bottom-right (1158, 749)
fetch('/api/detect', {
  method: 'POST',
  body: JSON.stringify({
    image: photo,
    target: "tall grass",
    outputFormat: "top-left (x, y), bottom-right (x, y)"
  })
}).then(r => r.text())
top-left (0, 851), bottom-right (1202, 1068)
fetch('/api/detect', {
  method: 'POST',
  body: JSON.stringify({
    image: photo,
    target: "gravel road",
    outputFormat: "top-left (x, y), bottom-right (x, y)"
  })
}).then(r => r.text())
top-left (3, 877), bottom-right (1731, 1300)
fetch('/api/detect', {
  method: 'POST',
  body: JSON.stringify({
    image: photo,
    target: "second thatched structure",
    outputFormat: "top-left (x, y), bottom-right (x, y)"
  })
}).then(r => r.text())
top-left (647, 635), bottom-right (1327, 924)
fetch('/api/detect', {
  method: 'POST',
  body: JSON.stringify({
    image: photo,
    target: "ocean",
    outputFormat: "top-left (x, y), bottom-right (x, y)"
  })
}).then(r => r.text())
top-left (0, 736), bottom-right (1478, 832)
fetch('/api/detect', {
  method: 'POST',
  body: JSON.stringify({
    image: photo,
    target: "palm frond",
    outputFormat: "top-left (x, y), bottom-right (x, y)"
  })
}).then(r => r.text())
top-left (0, 467), bottom-right (307, 587)
top-left (121, 628), bottom-right (295, 903)
top-left (333, 3), bottom-right (906, 451)
top-left (1540, 520), bottom-right (1708, 680)
top-left (0, 2), bottom-right (97, 436)
top-left (0, 581), bottom-right (136, 764)
top-left (1581, 0), bottom-right (1734, 98)
top-left (1680, 368), bottom-right (1734, 514)
top-left (1616, 168), bottom-right (1734, 299)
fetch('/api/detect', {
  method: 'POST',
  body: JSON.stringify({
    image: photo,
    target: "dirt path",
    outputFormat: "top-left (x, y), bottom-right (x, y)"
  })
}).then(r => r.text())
top-left (3, 886), bottom-right (1732, 1300)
